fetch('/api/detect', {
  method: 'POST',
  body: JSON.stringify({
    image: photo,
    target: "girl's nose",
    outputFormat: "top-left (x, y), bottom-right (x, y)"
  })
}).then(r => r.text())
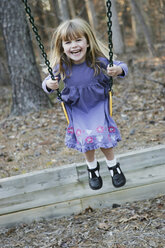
top-left (71, 41), bottom-right (77, 47)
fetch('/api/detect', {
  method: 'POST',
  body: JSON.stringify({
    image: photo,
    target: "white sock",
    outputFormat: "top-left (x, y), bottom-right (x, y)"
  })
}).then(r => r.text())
top-left (106, 157), bottom-right (116, 168)
top-left (106, 157), bottom-right (117, 177)
top-left (86, 159), bottom-right (99, 178)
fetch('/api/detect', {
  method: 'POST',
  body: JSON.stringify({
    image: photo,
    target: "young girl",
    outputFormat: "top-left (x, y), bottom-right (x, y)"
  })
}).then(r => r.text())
top-left (42, 18), bottom-right (128, 190)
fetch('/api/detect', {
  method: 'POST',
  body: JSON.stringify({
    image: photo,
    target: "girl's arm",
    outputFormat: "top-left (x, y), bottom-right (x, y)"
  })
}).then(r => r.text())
top-left (42, 75), bottom-right (59, 94)
top-left (42, 64), bottom-right (61, 93)
top-left (114, 60), bottom-right (128, 77)
top-left (42, 75), bottom-right (54, 94)
top-left (107, 60), bottom-right (128, 78)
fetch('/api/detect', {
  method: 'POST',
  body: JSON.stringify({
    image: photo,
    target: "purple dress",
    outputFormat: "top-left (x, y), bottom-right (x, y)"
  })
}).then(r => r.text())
top-left (42, 57), bottom-right (128, 153)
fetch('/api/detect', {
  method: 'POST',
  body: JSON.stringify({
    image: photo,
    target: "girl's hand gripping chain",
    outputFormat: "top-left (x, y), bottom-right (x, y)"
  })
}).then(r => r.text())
top-left (107, 64), bottom-right (123, 77)
top-left (46, 76), bottom-right (59, 90)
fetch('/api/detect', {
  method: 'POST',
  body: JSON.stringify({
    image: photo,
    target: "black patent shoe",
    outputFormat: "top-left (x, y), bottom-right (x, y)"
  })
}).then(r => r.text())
top-left (108, 162), bottom-right (126, 188)
top-left (87, 162), bottom-right (103, 190)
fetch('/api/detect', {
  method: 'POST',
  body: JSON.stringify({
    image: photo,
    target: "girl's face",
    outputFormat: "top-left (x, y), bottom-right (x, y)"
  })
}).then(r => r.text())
top-left (62, 36), bottom-right (89, 64)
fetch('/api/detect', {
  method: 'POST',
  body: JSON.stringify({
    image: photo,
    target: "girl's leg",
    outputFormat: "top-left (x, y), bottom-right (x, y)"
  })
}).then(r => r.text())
top-left (100, 147), bottom-right (126, 188)
top-left (100, 147), bottom-right (114, 160)
top-left (84, 149), bottom-right (103, 190)
top-left (100, 147), bottom-right (117, 167)
top-left (84, 149), bottom-right (95, 163)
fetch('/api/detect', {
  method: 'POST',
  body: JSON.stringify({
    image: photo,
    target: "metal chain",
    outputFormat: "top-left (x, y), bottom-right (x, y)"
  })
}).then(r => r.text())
top-left (22, 0), bottom-right (113, 96)
top-left (21, 0), bottom-right (62, 100)
top-left (106, 0), bottom-right (113, 91)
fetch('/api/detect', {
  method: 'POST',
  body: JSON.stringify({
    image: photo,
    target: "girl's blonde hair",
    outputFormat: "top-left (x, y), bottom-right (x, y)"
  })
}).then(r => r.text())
top-left (49, 18), bottom-right (109, 79)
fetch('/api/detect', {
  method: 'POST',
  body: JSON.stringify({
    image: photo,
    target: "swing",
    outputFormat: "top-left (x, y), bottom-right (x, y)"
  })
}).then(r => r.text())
top-left (21, 0), bottom-right (113, 121)
top-left (106, 0), bottom-right (113, 117)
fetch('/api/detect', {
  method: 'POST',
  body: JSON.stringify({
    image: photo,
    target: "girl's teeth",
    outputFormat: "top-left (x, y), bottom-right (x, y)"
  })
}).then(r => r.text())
top-left (72, 50), bottom-right (80, 54)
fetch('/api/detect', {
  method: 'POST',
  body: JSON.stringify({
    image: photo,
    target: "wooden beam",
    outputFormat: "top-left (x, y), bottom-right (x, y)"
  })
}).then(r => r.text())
top-left (0, 145), bottom-right (165, 227)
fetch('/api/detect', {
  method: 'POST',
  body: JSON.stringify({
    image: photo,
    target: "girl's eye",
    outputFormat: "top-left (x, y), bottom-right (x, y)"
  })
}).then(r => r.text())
top-left (64, 41), bottom-right (71, 44)
top-left (76, 38), bottom-right (81, 42)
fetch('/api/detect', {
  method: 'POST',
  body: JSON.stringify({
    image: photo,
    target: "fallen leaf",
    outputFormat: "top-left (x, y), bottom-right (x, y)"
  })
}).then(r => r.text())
top-left (98, 222), bottom-right (110, 231)
top-left (39, 140), bottom-right (54, 145)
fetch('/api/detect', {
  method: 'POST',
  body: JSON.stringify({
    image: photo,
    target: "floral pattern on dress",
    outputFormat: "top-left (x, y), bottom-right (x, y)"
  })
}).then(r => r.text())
top-left (96, 126), bottom-right (104, 133)
top-left (97, 135), bottom-right (103, 142)
top-left (67, 127), bottom-right (74, 134)
top-left (108, 126), bottom-right (116, 133)
top-left (76, 129), bottom-right (81, 136)
top-left (85, 136), bottom-right (93, 144)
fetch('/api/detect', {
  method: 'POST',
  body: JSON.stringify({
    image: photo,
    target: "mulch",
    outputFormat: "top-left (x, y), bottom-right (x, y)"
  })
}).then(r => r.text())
top-left (0, 195), bottom-right (164, 247)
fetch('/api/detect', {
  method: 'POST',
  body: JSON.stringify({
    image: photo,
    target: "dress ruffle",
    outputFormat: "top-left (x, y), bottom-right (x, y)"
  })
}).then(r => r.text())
top-left (65, 136), bottom-right (121, 153)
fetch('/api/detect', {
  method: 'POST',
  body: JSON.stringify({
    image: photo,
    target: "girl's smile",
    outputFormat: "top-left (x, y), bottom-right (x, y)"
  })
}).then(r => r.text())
top-left (62, 36), bottom-right (89, 64)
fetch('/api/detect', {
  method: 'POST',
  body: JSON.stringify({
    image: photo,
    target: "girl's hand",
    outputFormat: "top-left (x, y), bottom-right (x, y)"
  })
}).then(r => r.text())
top-left (107, 64), bottom-right (123, 77)
top-left (46, 77), bottom-right (59, 90)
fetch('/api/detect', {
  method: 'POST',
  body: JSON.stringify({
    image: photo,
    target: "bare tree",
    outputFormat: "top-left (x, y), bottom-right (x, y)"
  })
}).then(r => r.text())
top-left (68, 0), bottom-right (76, 18)
top-left (51, 0), bottom-right (76, 22)
top-left (85, 0), bottom-right (98, 33)
top-left (0, 59), bottom-right (10, 86)
top-left (0, 32), bottom-right (10, 86)
top-left (130, 0), bottom-right (156, 56)
top-left (111, 0), bottom-right (124, 54)
top-left (50, 0), bottom-right (61, 24)
top-left (131, 9), bottom-right (145, 48)
top-left (0, 0), bottom-right (51, 116)
top-left (35, 0), bottom-right (49, 41)
top-left (58, 0), bottom-right (70, 21)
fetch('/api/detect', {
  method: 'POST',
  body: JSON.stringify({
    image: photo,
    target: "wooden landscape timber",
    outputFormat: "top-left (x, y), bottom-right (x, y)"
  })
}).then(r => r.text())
top-left (0, 145), bottom-right (165, 227)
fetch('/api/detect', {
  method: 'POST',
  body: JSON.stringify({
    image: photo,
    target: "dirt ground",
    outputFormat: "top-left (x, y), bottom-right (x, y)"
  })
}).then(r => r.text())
top-left (0, 53), bottom-right (165, 247)
top-left (0, 195), bottom-right (164, 248)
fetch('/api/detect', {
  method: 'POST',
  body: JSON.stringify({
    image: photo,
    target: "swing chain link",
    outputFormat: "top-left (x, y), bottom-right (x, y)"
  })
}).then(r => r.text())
top-left (21, 0), bottom-right (62, 100)
top-left (106, 0), bottom-right (113, 92)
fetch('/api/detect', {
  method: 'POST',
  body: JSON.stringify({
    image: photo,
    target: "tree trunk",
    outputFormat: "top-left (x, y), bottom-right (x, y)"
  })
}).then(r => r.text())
top-left (35, 0), bottom-right (49, 41)
top-left (0, 58), bottom-right (10, 85)
top-left (0, 28), bottom-right (10, 85)
top-left (58, 0), bottom-right (70, 21)
top-left (131, 10), bottom-right (145, 47)
top-left (85, 0), bottom-right (98, 33)
top-left (33, 0), bottom-right (49, 64)
top-left (68, 0), bottom-right (76, 18)
top-left (0, 0), bottom-right (51, 116)
top-left (111, 0), bottom-right (124, 54)
top-left (130, 0), bottom-right (156, 56)
top-left (50, 0), bottom-right (61, 24)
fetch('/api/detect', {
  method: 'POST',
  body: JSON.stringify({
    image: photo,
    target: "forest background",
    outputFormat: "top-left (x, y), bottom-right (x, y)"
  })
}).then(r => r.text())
top-left (0, 0), bottom-right (165, 178)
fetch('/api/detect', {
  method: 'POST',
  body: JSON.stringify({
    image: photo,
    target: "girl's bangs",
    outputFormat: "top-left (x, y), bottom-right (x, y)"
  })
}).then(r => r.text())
top-left (61, 23), bottom-right (84, 41)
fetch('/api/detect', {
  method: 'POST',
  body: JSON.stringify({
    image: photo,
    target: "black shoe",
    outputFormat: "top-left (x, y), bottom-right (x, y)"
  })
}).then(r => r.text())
top-left (87, 162), bottom-right (103, 190)
top-left (108, 162), bottom-right (126, 188)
